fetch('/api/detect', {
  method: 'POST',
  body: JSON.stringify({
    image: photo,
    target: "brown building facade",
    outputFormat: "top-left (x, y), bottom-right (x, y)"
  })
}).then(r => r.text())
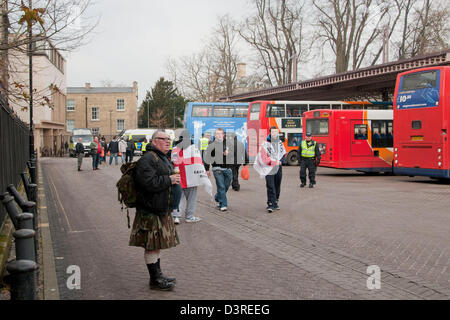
top-left (66, 82), bottom-right (138, 139)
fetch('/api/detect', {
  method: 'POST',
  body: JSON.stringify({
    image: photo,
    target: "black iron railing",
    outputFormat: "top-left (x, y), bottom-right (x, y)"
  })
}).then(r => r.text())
top-left (0, 96), bottom-right (30, 230)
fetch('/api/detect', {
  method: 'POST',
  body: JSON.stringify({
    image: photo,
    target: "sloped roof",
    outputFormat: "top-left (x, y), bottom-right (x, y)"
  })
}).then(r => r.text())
top-left (67, 87), bottom-right (134, 94)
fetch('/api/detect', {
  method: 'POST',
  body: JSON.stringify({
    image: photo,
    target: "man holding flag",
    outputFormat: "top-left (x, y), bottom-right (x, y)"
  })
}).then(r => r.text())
top-left (254, 126), bottom-right (286, 213)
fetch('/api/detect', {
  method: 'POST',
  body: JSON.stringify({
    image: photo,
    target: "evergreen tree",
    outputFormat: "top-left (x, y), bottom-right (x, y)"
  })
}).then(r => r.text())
top-left (139, 77), bottom-right (188, 128)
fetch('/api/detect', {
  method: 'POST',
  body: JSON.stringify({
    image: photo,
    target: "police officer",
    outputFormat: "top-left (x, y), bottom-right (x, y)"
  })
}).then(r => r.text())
top-left (298, 132), bottom-right (321, 188)
top-left (199, 133), bottom-right (210, 162)
top-left (141, 138), bottom-right (149, 155)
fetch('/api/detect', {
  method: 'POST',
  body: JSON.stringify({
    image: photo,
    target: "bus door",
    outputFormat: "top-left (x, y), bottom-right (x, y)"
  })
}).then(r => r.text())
top-left (350, 120), bottom-right (372, 157)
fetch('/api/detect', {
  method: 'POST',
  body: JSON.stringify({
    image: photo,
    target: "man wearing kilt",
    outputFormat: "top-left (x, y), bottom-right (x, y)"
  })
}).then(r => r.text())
top-left (129, 130), bottom-right (181, 291)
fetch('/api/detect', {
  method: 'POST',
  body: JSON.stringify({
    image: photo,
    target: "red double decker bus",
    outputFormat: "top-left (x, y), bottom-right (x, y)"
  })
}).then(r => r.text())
top-left (247, 100), bottom-right (392, 165)
top-left (393, 66), bottom-right (450, 179)
top-left (303, 109), bottom-right (393, 173)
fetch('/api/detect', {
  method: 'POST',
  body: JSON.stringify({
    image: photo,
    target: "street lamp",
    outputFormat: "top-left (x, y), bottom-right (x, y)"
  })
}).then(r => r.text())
top-left (28, 0), bottom-right (34, 159)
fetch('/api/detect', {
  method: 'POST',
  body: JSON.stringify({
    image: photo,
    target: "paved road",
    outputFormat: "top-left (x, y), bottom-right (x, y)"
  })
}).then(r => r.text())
top-left (40, 157), bottom-right (450, 300)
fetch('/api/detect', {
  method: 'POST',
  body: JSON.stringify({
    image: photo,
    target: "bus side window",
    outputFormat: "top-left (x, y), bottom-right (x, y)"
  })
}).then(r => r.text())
top-left (354, 124), bottom-right (367, 140)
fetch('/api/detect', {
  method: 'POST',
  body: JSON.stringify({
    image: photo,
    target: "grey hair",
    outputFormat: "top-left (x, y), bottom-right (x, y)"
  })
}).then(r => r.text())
top-left (151, 129), bottom-right (167, 140)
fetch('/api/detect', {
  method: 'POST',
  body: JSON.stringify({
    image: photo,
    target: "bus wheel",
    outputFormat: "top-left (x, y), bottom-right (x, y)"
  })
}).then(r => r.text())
top-left (286, 151), bottom-right (299, 166)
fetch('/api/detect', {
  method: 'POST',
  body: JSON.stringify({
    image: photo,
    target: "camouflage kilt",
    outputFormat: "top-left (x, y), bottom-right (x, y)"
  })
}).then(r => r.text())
top-left (129, 209), bottom-right (179, 251)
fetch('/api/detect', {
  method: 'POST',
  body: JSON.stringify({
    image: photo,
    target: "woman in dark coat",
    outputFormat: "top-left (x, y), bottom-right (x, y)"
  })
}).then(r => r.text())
top-left (129, 130), bottom-right (180, 291)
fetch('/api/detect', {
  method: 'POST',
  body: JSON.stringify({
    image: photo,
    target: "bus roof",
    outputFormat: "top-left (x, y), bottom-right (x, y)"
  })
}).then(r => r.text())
top-left (251, 100), bottom-right (388, 105)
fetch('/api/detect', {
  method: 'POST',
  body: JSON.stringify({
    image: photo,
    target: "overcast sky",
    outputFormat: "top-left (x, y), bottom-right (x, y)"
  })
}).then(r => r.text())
top-left (65, 0), bottom-right (253, 105)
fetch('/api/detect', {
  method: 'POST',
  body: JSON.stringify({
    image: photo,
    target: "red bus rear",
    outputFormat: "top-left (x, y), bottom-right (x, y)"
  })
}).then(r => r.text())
top-left (393, 66), bottom-right (450, 179)
top-left (303, 109), bottom-right (393, 173)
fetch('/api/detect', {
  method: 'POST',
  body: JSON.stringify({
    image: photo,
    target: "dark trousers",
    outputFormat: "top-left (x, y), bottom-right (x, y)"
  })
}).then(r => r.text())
top-left (300, 158), bottom-right (316, 185)
top-left (92, 153), bottom-right (100, 169)
top-left (231, 165), bottom-right (241, 190)
top-left (265, 165), bottom-right (282, 207)
top-left (125, 150), bottom-right (134, 163)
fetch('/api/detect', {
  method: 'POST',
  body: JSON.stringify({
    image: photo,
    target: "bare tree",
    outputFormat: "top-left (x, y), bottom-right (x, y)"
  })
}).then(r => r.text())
top-left (394, 0), bottom-right (449, 59)
top-left (312, 0), bottom-right (403, 73)
top-left (208, 14), bottom-right (240, 97)
top-left (238, 0), bottom-right (309, 86)
top-left (0, 0), bottom-right (97, 107)
top-left (166, 15), bottom-right (243, 101)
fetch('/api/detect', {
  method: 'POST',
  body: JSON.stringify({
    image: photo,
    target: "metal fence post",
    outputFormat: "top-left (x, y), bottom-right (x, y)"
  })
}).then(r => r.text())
top-left (13, 229), bottom-right (36, 262)
top-left (1, 193), bottom-right (19, 229)
top-left (6, 260), bottom-right (38, 300)
top-left (17, 213), bottom-right (34, 230)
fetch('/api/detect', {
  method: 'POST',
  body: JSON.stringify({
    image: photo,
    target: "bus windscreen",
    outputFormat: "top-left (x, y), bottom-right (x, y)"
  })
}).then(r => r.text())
top-left (397, 70), bottom-right (440, 109)
top-left (306, 119), bottom-right (329, 135)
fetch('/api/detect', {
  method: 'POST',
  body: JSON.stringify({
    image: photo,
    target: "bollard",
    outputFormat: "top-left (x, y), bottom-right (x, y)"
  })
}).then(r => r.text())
top-left (13, 229), bottom-right (36, 262)
top-left (27, 161), bottom-right (37, 185)
top-left (17, 213), bottom-right (34, 230)
top-left (20, 173), bottom-right (38, 203)
top-left (6, 260), bottom-right (38, 300)
top-left (1, 194), bottom-right (19, 229)
top-left (7, 184), bottom-right (37, 214)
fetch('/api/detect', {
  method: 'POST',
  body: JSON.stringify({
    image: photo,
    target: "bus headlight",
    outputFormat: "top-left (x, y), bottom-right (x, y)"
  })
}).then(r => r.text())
top-left (395, 160), bottom-right (398, 164)
top-left (395, 154), bottom-right (398, 158)
top-left (438, 155), bottom-right (442, 160)
top-left (438, 148), bottom-right (441, 153)
top-left (394, 148), bottom-right (398, 152)
top-left (438, 162), bottom-right (442, 167)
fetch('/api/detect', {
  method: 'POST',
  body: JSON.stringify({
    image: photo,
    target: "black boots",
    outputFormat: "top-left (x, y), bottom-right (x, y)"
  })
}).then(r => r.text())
top-left (146, 259), bottom-right (176, 291)
top-left (157, 258), bottom-right (176, 283)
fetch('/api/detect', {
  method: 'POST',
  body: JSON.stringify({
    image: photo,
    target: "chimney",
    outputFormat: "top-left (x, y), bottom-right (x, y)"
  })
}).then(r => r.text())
top-left (133, 81), bottom-right (138, 92)
top-left (237, 63), bottom-right (246, 80)
top-left (85, 83), bottom-right (91, 89)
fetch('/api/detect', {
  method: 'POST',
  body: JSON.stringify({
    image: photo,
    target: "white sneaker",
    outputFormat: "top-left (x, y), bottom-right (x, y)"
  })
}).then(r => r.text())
top-left (220, 207), bottom-right (228, 212)
top-left (174, 217), bottom-right (180, 224)
top-left (185, 217), bottom-right (202, 223)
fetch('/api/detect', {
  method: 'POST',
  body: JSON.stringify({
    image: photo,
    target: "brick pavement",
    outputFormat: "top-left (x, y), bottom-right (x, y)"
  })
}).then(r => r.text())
top-left (39, 157), bottom-right (450, 300)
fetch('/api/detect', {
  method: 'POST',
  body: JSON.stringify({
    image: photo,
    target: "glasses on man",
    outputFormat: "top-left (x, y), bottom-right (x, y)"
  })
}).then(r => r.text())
top-left (154, 137), bottom-right (171, 142)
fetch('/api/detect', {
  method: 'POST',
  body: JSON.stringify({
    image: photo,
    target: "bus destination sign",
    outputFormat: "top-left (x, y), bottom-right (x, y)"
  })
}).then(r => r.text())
top-left (282, 119), bottom-right (301, 128)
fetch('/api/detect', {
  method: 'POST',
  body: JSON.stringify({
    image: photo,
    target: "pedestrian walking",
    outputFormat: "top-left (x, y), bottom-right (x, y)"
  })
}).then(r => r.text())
top-left (108, 136), bottom-right (119, 166)
top-left (126, 138), bottom-right (136, 163)
top-left (129, 130), bottom-right (180, 291)
top-left (118, 138), bottom-right (127, 164)
top-left (298, 132), bottom-right (321, 188)
top-left (253, 126), bottom-right (286, 213)
top-left (171, 130), bottom-right (206, 224)
top-left (75, 138), bottom-right (84, 171)
top-left (228, 132), bottom-right (249, 191)
top-left (100, 136), bottom-right (107, 164)
top-left (204, 128), bottom-right (233, 212)
top-left (89, 136), bottom-right (101, 170)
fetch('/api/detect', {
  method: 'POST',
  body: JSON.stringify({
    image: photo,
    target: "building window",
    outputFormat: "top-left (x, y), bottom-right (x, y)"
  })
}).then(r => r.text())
top-left (117, 99), bottom-right (125, 111)
top-left (66, 120), bottom-right (75, 132)
top-left (91, 127), bottom-right (99, 136)
top-left (91, 107), bottom-right (99, 121)
top-left (67, 99), bottom-right (75, 111)
top-left (117, 119), bottom-right (125, 132)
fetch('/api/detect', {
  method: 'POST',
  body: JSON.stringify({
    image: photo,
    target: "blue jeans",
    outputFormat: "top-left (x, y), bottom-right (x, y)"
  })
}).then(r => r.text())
top-left (213, 168), bottom-right (232, 208)
top-left (92, 153), bottom-right (100, 169)
top-left (109, 153), bottom-right (118, 165)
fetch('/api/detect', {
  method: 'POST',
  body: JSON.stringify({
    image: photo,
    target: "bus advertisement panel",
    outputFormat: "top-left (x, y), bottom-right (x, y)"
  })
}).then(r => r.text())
top-left (183, 102), bottom-right (249, 147)
top-left (303, 109), bottom-right (393, 173)
top-left (247, 100), bottom-right (392, 166)
top-left (393, 66), bottom-right (450, 179)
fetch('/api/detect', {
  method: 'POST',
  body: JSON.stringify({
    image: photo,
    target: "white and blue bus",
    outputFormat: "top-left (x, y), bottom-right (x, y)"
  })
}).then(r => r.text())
top-left (183, 102), bottom-right (249, 146)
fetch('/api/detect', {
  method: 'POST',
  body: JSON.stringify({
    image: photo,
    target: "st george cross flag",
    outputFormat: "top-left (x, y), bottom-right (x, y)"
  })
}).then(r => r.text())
top-left (171, 145), bottom-right (212, 196)
top-left (253, 140), bottom-right (286, 178)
